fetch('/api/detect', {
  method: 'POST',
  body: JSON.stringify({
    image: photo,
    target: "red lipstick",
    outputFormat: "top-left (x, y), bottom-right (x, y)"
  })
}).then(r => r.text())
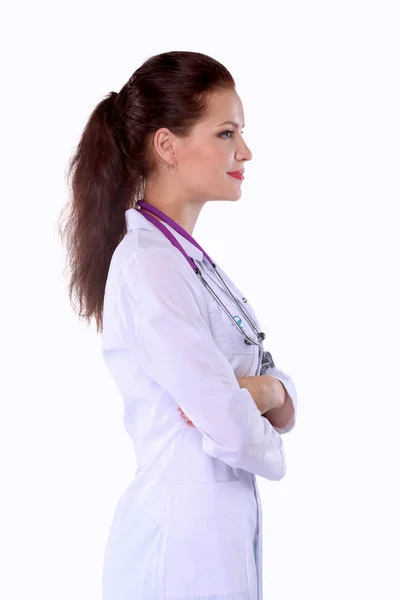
top-left (228, 171), bottom-right (244, 180)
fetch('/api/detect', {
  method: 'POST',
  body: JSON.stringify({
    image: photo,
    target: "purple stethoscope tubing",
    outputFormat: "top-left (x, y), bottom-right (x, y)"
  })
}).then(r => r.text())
top-left (135, 199), bottom-right (267, 373)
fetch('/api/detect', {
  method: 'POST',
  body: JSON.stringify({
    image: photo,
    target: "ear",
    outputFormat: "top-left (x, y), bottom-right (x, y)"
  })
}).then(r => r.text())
top-left (152, 127), bottom-right (177, 168)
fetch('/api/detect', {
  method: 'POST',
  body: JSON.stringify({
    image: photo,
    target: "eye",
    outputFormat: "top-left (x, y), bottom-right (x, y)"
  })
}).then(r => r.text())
top-left (219, 130), bottom-right (235, 139)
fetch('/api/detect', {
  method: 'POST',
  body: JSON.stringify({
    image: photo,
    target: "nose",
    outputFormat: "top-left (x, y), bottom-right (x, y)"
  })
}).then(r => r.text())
top-left (235, 136), bottom-right (253, 162)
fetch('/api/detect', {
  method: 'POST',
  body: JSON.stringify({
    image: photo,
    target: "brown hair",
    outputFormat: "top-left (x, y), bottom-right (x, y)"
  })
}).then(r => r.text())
top-left (58, 50), bottom-right (235, 333)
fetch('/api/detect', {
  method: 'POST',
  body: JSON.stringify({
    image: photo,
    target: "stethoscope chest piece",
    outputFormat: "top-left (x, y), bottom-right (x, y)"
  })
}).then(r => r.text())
top-left (260, 351), bottom-right (275, 374)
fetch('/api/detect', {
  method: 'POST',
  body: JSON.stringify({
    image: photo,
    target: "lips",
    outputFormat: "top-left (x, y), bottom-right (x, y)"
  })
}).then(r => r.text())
top-left (228, 171), bottom-right (244, 180)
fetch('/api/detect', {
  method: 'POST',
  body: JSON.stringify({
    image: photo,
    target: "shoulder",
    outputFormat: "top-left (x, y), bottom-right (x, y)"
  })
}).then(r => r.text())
top-left (110, 227), bottom-right (169, 271)
top-left (108, 230), bottom-right (204, 306)
top-left (106, 228), bottom-right (181, 292)
top-left (121, 243), bottom-right (201, 308)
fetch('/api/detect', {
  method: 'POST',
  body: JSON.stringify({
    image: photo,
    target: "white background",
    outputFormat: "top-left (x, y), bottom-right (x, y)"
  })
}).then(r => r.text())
top-left (1, 1), bottom-right (399, 598)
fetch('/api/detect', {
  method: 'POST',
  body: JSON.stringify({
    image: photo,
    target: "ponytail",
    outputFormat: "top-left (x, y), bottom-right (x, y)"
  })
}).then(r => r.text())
top-left (58, 89), bottom-right (144, 332)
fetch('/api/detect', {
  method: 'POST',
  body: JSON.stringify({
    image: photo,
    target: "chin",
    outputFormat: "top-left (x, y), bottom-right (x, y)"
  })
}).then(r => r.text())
top-left (205, 186), bottom-right (242, 202)
top-left (222, 184), bottom-right (243, 201)
top-left (229, 188), bottom-right (242, 201)
top-left (226, 191), bottom-right (242, 202)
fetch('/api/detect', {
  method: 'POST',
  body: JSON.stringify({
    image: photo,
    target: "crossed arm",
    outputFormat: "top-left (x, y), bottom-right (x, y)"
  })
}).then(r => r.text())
top-left (179, 377), bottom-right (295, 431)
top-left (236, 375), bottom-right (295, 430)
top-left (262, 383), bottom-right (295, 429)
top-left (179, 373), bottom-right (295, 429)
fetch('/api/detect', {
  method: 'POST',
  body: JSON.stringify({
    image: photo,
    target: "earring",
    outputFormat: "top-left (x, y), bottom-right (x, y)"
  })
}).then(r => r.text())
top-left (167, 162), bottom-right (177, 175)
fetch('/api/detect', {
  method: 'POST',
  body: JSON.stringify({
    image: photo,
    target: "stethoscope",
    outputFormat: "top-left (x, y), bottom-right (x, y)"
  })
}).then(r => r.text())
top-left (135, 200), bottom-right (275, 375)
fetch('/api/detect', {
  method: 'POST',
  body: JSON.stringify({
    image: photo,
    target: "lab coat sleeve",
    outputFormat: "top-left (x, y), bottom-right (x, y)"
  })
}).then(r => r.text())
top-left (115, 247), bottom-right (286, 481)
top-left (266, 366), bottom-right (298, 434)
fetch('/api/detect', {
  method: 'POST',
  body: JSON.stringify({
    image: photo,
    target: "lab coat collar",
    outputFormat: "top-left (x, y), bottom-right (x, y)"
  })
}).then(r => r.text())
top-left (125, 208), bottom-right (204, 263)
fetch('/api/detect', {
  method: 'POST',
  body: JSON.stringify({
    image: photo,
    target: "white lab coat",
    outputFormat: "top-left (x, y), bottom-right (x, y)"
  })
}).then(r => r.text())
top-left (101, 207), bottom-right (298, 600)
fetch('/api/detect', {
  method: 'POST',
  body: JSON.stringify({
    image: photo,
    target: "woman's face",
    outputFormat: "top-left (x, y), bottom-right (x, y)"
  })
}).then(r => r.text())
top-left (157, 88), bottom-right (253, 204)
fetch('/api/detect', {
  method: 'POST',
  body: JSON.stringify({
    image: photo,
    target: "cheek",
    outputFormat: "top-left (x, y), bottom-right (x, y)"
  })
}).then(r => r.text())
top-left (180, 143), bottom-right (231, 186)
top-left (195, 147), bottom-right (230, 175)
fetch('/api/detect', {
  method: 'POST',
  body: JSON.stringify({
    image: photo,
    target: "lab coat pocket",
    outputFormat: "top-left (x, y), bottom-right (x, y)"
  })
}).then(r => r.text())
top-left (164, 481), bottom-right (248, 599)
top-left (208, 302), bottom-right (257, 378)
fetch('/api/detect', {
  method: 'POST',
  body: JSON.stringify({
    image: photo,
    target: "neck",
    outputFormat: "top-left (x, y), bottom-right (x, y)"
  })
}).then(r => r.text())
top-left (140, 196), bottom-right (204, 237)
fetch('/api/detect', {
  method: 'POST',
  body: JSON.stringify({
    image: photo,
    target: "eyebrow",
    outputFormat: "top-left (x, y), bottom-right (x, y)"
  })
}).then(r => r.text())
top-left (217, 120), bottom-right (245, 129)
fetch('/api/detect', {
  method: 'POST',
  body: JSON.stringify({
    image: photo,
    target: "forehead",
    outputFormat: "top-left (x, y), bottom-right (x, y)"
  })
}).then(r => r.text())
top-left (200, 89), bottom-right (245, 127)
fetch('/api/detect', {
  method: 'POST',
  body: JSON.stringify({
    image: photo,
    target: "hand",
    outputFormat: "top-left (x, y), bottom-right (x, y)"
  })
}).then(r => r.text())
top-left (177, 406), bottom-right (195, 427)
top-left (236, 375), bottom-right (285, 414)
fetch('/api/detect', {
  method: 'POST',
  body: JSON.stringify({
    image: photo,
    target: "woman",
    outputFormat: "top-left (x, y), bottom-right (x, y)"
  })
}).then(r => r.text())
top-left (60, 50), bottom-right (297, 600)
